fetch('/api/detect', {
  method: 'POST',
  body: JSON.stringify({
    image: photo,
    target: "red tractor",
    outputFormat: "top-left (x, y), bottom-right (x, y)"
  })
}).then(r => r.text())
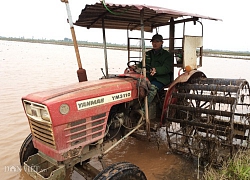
top-left (19, 1), bottom-right (250, 179)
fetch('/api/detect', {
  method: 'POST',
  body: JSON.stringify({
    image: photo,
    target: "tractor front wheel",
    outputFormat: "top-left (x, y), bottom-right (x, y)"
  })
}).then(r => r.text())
top-left (93, 162), bottom-right (147, 180)
top-left (19, 133), bottom-right (38, 166)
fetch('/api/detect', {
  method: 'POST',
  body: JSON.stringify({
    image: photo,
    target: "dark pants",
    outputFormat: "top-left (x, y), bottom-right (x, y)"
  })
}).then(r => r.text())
top-left (151, 80), bottom-right (165, 90)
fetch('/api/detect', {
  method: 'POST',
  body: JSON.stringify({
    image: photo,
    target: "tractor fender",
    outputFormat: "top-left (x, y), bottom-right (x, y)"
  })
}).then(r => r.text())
top-left (160, 70), bottom-right (206, 124)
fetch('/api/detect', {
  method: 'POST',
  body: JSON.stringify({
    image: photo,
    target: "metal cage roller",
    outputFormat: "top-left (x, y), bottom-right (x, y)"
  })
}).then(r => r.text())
top-left (165, 77), bottom-right (250, 166)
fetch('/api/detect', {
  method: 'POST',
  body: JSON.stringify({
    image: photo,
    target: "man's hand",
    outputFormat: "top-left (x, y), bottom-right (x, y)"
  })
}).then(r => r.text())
top-left (150, 68), bottom-right (156, 76)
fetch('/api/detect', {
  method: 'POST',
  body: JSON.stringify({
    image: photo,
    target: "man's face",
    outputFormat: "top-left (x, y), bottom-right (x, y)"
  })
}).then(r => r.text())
top-left (151, 40), bottom-right (163, 50)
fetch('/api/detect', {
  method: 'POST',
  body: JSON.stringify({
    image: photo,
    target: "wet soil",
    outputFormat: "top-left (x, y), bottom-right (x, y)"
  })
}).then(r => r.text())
top-left (99, 136), bottom-right (200, 180)
top-left (70, 134), bottom-right (201, 180)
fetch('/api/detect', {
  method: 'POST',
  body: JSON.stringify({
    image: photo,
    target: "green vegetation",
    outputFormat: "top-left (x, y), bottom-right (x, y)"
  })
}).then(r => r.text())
top-left (1, 36), bottom-right (250, 59)
top-left (203, 150), bottom-right (250, 180)
top-left (203, 49), bottom-right (250, 59)
top-left (204, 49), bottom-right (250, 57)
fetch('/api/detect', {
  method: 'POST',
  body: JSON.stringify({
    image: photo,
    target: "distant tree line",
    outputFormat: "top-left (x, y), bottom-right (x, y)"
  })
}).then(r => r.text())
top-left (1, 36), bottom-right (250, 59)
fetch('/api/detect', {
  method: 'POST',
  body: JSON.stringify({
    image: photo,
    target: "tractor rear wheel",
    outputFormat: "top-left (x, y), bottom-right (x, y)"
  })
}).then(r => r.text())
top-left (93, 162), bottom-right (147, 180)
top-left (19, 133), bottom-right (38, 166)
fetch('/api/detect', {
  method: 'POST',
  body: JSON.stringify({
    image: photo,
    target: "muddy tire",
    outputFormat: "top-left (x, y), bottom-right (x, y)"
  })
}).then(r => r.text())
top-left (19, 133), bottom-right (38, 166)
top-left (94, 162), bottom-right (147, 180)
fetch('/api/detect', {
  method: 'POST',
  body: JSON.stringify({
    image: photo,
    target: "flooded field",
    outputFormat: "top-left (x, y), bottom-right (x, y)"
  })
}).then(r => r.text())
top-left (1, 40), bottom-right (250, 180)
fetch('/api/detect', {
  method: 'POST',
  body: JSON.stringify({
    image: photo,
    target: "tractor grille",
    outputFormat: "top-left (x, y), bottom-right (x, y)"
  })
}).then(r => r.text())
top-left (65, 113), bottom-right (107, 146)
top-left (23, 100), bottom-right (56, 148)
top-left (69, 119), bottom-right (87, 146)
top-left (91, 113), bottom-right (106, 139)
top-left (29, 118), bottom-right (56, 148)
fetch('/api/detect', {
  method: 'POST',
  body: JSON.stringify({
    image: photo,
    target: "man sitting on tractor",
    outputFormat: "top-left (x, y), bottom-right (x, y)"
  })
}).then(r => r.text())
top-left (145, 33), bottom-right (173, 103)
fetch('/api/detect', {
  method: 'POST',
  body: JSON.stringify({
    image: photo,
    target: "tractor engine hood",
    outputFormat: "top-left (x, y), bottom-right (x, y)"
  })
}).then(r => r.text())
top-left (22, 76), bottom-right (141, 130)
top-left (23, 77), bottom-right (138, 105)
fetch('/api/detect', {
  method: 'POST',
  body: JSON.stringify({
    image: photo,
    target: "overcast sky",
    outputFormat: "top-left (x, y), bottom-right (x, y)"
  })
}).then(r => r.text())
top-left (1, 0), bottom-right (249, 51)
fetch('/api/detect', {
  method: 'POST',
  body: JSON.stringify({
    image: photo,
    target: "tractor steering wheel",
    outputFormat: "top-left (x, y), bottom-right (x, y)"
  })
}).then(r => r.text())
top-left (127, 60), bottom-right (152, 73)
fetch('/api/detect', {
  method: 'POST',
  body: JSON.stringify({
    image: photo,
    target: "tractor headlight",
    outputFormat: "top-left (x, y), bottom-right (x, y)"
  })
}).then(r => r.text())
top-left (40, 109), bottom-right (50, 121)
top-left (25, 103), bottom-right (32, 115)
top-left (23, 100), bottom-right (51, 123)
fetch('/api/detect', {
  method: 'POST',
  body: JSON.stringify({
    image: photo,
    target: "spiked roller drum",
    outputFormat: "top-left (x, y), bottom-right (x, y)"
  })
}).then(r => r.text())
top-left (165, 77), bottom-right (250, 166)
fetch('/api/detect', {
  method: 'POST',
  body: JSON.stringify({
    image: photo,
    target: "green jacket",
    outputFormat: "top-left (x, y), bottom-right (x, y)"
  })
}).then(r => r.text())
top-left (145, 48), bottom-right (173, 85)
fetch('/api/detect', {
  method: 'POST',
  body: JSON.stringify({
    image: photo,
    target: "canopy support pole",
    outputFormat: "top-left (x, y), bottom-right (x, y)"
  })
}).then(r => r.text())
top-left (140, 9), bottom-right (150, 138)
top-left (169, 17), bottom-right (175, 81)
top-left (102, 18), bottom-right (109, 78)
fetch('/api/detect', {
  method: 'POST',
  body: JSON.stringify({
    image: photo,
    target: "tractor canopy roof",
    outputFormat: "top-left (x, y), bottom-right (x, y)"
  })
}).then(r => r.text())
top-left (74, 2), bottom-right (222, 31)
